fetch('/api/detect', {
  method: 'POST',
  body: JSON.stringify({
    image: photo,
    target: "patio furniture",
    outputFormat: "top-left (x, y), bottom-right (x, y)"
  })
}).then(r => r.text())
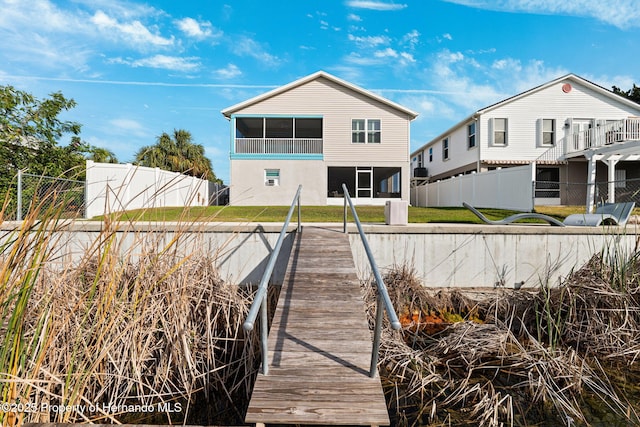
top-left (462, 202), bottom-right (566, 226)
top-left (563, 202), bottom-right (636, 226)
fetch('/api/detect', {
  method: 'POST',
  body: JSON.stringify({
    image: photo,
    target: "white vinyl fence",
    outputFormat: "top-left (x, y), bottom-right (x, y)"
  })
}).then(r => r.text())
top-left (411, 163), bottom-right (536, 211)
top-left (85, 161), bottom-right (209, 218)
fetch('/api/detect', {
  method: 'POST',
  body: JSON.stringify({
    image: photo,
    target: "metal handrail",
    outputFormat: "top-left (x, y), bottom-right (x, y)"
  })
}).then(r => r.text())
top-left (341, 184), bottom-right (401, 378)
top-left (243, 184), bottom-right (302, 375)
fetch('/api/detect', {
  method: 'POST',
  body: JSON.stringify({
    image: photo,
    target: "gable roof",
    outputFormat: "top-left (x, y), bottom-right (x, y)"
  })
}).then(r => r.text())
top-left (411, 73), bottom-right (640, 156)
top-left (478, 73), bottom-right (640, 114)
top-left (221, 70), bottom-right (419, 119)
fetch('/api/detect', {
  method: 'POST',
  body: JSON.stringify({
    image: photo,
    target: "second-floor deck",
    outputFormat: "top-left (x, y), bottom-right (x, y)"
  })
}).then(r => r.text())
top-left (234, 138), bottom-right (323, 156)
top-left (538, 118), bottom-right (640, 162)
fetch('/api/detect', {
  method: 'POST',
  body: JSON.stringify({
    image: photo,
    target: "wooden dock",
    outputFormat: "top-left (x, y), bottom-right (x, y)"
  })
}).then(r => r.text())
top-left (245, 226), bottom-right (390, 427)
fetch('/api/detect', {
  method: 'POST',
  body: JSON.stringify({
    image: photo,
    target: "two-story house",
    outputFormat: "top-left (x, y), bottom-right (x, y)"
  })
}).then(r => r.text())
top-left (222, 71), bottom-right (418, 206)
top-left (410, 74), bottom-right (640, 207)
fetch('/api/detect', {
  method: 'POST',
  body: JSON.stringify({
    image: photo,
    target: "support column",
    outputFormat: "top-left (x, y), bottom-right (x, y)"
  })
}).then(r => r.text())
top-left (585, 154), bottom-right (603, 213)
top-left (604, 156), bottom-right (620, 204)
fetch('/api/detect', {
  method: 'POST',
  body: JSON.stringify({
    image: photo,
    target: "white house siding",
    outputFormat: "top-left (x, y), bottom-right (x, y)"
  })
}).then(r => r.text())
top-left (418, 122), bottom-right (479, 180)
top-left (230, 76), bottom-right (413, 204)
top-left (230, 159), bottom-right (325, 206)
top-left (480, 78), bottom-right (640, 163)
top-left (233, 77), bottom-right (411, 163)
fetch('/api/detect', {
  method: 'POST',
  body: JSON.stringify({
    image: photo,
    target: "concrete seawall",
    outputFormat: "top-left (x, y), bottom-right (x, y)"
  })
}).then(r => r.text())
top-left (2, 221), bottom-right (638, 289)
top-left (352, 223), bottom-right (639, 289)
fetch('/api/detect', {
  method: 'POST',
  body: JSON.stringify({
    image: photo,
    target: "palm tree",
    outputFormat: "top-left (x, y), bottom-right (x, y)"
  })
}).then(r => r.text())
top-left (87, 146), bottom-right (118, 163)
top-left (134, 129), bottom-right (218, 181)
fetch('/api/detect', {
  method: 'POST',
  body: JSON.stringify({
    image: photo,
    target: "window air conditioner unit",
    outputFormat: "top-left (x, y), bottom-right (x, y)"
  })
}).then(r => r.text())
top-left (266, 179), bottom-right (277, 186)
top-left (414, 167), bottom-right (428, 177)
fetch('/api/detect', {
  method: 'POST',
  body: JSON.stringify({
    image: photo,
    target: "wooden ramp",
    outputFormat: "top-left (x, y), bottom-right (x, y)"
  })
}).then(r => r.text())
top-left (245, 226), bottom-right (389, 427)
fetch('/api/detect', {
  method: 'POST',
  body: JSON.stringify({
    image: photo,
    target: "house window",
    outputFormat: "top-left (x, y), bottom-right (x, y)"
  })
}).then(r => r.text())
top-left (368, 119), bottom-right (381, 143)
top-left (236, 117), bottom-right (263, 138)
top-left (442, 138), bottom-right (449, 160)
top-left (429, 147), bottom-right (433, 162)
top-left (352, 119), bottom-right (381, 143)
top-left (265, 169), bottom-right (280, 186)
top-left (417, 153), bottom-right (423, 168)
top-left (295, 118), bottom-right (323, 138)
top-left (492, 118), bottom-right (508, 146)
top-left (542, 119), bottom-right (555, 146)
top-left (352, 119), bottom-right (365, 143)
top-left (265, 118), bottom-right (293, 138)
top-left (468, 122), bottom-right (476, 149)
top-left (535, 167), bottom-right (560, 198)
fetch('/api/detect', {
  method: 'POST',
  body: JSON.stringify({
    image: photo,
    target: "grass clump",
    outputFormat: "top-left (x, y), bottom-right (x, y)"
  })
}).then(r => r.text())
top-left (0, 185), bottom-right (267, 426)
top-left (365, 257), bottom-right (640, 426)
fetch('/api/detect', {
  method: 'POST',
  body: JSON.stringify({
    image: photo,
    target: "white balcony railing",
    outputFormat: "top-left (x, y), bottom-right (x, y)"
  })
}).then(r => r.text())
top-left (537, 118), bottom-right (640, 162)
top-left (235, 138), bottom-right (323, 155)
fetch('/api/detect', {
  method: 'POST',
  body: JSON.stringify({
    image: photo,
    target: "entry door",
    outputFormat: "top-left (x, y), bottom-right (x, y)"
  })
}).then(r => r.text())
top-left (356, 167), bottom-right (373, 199)
top-left (572, 119), bottom-right (593, 150)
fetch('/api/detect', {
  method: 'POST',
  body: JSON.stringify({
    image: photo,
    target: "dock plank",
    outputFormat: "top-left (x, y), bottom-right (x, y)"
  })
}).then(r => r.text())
top-left (245, 226), bottom-right (389, 426)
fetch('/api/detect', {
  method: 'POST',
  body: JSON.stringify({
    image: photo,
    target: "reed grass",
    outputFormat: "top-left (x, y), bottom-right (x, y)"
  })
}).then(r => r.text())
top-left (0, 180), bottom-right (267, 426)
top-left (365, 258), bottom-right (640, 426)
top-left (4, 176), bottom-right (640, 427)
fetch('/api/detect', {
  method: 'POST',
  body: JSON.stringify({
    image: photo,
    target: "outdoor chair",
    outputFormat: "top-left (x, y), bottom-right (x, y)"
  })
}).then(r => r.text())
top-left (462, 202), bottom-right (566, 226)
top-left (562, 202), bottom-right (636, 226)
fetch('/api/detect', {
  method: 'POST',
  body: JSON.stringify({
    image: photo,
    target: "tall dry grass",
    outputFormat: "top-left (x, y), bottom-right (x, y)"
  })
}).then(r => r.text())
top-left (365, 261), bottom-right (640, 427)
top-left (0, 183), bottom-right (263, 426)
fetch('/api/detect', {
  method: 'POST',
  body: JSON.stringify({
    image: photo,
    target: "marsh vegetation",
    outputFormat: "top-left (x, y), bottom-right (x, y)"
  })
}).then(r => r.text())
top-left (2, 188), bottom-right (640, 426)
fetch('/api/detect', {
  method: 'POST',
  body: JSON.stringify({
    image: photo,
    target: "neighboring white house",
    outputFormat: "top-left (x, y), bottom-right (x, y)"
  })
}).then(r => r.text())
top-left (410, 74), bottom-right (640, 209)
top-left (222, 71), bottom-right (418, 206)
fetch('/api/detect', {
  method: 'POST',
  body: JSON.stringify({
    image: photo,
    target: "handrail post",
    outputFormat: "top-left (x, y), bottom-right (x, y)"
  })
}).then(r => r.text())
top-left (341, 183), bottom-right (401, 378)
top-left (297, 191), bottom-right (301, 233)
top-left (260, 293), bottom-right (269, 375)
top-left (369, 295), bottom-right (385, 377)
top-left (243, 184), bottom-right (303, 376)
top-left (343, 192), bottom-right (347, 233)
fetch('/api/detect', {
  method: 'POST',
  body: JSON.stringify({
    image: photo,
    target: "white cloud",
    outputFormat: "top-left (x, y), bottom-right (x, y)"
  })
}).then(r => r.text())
top-left (347, 13), bottom-right (362, 21)
top-left (400, 52), bottom-right (416, 63)
top-left (348, 34), bottom-right (391, 47)
top-left (402, 30), bottom-right (420, 49)
top-left (234, 36), bottom-right (280, 66)
top-left (344, 52), bottom-right (383, 66)
top-left (108, 118), bottom-right (148, 137)
top-left (492, 58), bottom-right (521, 71)
top-left (175, 17), bottom-right (221, 41)
top-left (214, 64), bottom-right (242, 79)
top-left (441, 0), bottom-right (640, 29)
top-left (443, 33), bottom-right (453, 40)
top-left (375, 48), bottom-right (399, 58)
top-left (111, 55), bottom-right (200, 71)
top-left (91, 10), bottom-right (174, 48)
top-left (346, 1), bottom-right (408, 11)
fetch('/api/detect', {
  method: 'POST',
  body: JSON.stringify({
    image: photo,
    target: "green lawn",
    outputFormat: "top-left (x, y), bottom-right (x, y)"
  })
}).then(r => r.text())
top-left (101, 204), bottom-right (599, 224)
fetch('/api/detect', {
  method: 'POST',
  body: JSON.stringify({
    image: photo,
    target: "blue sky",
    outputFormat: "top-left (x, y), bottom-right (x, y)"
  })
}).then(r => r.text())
top-left (1, 0), bottom-right (639, 184)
